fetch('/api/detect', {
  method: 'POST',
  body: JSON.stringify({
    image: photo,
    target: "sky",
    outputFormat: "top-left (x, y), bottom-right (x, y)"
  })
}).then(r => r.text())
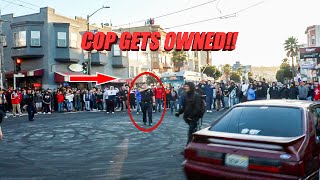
top-left (1, 0), bottom-right (320, 67)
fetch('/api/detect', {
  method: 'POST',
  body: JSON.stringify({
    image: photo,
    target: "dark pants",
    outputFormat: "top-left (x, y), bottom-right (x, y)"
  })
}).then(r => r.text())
top-left (0, 104), bottom-right (6, 117)
top-left (120, 100), bottom-right (127, 111)
top-left (97, 101), bottom-right (103, 110)
top-left (187, 120), bottom-right (199, 145)
top-left (142, 102), bottom-right (152, 124)
top-left (107, 99), bottom-right (115, 113)
top-left (221, 96), bottom-right (225, 107)
top-left (27, 104), bottom-right (36, 121)
top-left (43, 104), bottom-right (50, 113)
top-left (206, 96), bottom-right (213, 110)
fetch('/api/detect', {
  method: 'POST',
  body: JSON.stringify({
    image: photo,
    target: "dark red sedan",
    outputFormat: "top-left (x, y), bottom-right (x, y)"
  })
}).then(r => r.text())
top-left (183, 100), bottom-right (320, 180)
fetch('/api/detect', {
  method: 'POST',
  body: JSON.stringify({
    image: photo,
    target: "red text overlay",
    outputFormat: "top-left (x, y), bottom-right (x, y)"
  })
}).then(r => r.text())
top-left (81, 32), bottom-right (238, 51)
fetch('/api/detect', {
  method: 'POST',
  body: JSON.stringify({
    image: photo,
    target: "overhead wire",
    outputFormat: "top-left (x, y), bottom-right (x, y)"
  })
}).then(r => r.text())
top-left (2, 0), bottom-right (38, 11)
top-left (164, 1), bottom-right (265, 29)
top-left (113, 0), bottom-right (217, 28)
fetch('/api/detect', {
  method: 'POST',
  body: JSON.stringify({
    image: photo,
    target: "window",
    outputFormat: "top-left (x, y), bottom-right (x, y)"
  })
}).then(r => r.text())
top-left (311, 107), bottom-right (320, 143)
top-left (13, 31), bottom-right (26, 47)
top-left (311, 35), bottom-right (316, 45)
top-left (1, 36), bottom-right (7, 47)
top-left (210, 106), bottom-right (303, 137)
top-left (70, 32), bottom-right (77, 48)
top-left (31, 31), bottom-right (40, 46)
top-left (113, 44), bottom-right (121, 56)
top-left (57, 32), bottom-right (67, 47)
top-left (129, 66), bottom-right (135, 77)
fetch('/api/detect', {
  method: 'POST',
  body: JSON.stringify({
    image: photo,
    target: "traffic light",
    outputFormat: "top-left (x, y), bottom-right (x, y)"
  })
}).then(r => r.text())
top-left (82, 62), bottom-right (88, 74)
top-left (16, 58), bottom-right (22, 73)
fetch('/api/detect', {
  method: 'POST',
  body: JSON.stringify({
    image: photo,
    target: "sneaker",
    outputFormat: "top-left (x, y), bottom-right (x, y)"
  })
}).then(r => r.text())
top-left (43, 112), bottom-right (46, 114)
top-left (136, 112), bottom-right (139, 115)
top-left (153, 110), bottom-right (156, 113)
top-left (19, 114), bottom-right (22, 117)
top-left (38, 112), bottom-right (41, 114)
top-left (4, 116), bottom-right (8, 119)
top-left (13, 115), bottom-right (16, 117)
top-left (206, 110), bottom-right (210, 113)
top-left (29, 118), bottom-right (34, 121)
top-left (112, 112), bottom-right (115, 114)
top-left (107, 112), bottom-right (109, 114)
top-left (149, 123), bottom-right (152, 126)
top-left (144, 122), bottom-right (147, 125)
top-left (48, 112), bottom-right (51, 114)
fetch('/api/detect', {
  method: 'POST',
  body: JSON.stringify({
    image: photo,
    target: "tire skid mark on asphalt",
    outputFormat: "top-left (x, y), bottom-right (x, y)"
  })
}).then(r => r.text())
top-left (106, 138), bottom-right (129, 180)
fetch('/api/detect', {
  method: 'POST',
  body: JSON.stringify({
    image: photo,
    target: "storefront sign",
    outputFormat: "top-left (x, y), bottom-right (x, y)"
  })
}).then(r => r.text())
top-left (299, 47), bottom-right (320, 59)
top-left (68, 64), bottom-right (83, 72)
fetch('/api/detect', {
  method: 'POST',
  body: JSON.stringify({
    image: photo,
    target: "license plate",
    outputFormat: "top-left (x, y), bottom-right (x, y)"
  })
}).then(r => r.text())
top-left (225, 154), bottom-right (249, 168)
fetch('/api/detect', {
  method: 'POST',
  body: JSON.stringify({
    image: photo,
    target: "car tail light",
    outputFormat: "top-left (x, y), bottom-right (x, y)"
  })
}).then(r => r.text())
top-left (249, 157), bottom-right (281, 173)
top-left (185, 148), bottom-right (223, 165)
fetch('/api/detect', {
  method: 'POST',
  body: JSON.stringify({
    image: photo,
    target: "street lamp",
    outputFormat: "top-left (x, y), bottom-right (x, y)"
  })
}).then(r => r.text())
top-left (87, 5), bottom-right (110, 89)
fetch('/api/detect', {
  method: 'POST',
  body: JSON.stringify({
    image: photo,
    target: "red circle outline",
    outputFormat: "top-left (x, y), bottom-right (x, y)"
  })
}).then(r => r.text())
top-left (127, 72), bottom-right (167, 133)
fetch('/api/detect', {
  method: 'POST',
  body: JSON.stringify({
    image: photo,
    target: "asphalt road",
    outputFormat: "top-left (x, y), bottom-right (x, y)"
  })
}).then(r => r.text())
top-left (0, 109), bottom-right (225, 180)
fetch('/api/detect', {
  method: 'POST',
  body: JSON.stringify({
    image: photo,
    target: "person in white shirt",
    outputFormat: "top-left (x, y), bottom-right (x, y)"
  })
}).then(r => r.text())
top-left (241, 80), bottom-right (249, 102)
top-left (65, 91), bottom-right (74, 112)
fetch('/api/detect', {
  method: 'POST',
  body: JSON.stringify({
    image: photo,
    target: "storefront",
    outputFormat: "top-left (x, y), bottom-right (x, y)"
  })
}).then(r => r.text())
top-left (5, 69), bottom-right (44, 89)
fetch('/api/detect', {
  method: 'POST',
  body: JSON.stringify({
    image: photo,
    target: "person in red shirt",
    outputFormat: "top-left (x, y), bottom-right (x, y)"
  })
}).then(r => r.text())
top-left (154, 84), bottom-right (164, 112)
top-left (56, 91), bottom-right (65, 112)
top-left (11, 90), bottom-right (22, 117)
top-left (313, 82), bottom-right (320, 101)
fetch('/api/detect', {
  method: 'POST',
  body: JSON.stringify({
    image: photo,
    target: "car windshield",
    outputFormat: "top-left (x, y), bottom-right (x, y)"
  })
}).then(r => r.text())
top-left (209, 106), bottom-right (304, 138)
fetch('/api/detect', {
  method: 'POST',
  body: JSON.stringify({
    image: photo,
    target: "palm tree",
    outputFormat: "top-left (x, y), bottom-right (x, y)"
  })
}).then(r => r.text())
top-left (284, 37), bottom-right (298, 79)
top-left (222, 64), bottom-right (232, 83)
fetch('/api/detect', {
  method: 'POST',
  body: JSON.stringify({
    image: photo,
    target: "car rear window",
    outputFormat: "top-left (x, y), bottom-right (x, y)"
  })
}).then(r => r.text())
top-left (210, 106), bottom-right (304, 137)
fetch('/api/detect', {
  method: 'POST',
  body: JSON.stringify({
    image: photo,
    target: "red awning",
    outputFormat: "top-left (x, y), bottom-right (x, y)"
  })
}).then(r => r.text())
top-left (5, 69), bottom-right (44, 78)
top-left (54, 72), bottom-right (84, 83)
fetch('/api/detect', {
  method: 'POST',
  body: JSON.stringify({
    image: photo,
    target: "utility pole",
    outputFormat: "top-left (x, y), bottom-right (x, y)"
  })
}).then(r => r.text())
top-left (86, 5), bottom-right (110, 89)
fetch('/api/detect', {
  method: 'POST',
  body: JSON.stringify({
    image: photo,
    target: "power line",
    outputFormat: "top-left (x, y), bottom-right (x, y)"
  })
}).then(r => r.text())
top-left (2, 0), bottom-right (16, 10)
top-left (164, 1), bottom-right (265, 29)
top-left (113, 0), bottom-right (217, 28)
top-left (15, 0), bottom-right (41, 8)
top-left (2, 0), bottom-right (38, 11)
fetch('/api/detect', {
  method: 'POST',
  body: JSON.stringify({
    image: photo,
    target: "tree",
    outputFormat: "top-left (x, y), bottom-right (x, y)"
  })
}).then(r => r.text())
top-left (236, 67), bottom-right (243, 76)
top-left (230, 72), bottom-right (241, 83)
top-left (171, 50), bottom-right (187, 72)
top-left (200, 65), bottom-right (222, 79)
top-left (284, 37), bottom-right (298, 79)
top-left (276, 69), bottom-right (284, 83)
top-left (222, 64), bottom-right (232, 83)
top-left (247, 72), bottom-right (254, 82)
top-left (276, 58), bottom-right (292, 83)
top-left (146, 76), bottom-right (157, 85)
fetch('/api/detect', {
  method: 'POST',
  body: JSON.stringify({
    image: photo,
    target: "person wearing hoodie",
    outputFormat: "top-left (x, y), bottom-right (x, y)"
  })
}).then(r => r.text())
top-left (107, 86), bottom-right (117, 114)
top-left (43, 91), bottom-right (52, 114)
top-left (289, 83), bottom-right (299, 100)
top-left (280, 84), bottom-right (289, 99)
top-left (204, 80), bottom-right (214, 113)
top-left (297, 81), bottom-right (308, 100)
top-left (175, 82), bottom-right (205, 145)
top-left (269, 82), bottom-right (280, 99)
top-left (135, 87), bottom-right (142, 115)
top-left (247, 84), bottom-right (256, 101)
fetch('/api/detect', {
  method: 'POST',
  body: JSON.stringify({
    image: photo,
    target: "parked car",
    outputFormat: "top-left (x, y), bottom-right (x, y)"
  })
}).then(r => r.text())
top-left (183, 100), bottom-right (320, 180)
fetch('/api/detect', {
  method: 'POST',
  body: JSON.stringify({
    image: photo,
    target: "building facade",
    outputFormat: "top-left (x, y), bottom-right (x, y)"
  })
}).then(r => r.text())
top-left (298, 25), bottom-right (320, 82)
top-left (2, 7), bottom-right (130, 89)
top-left (181, 51), bottom-right (212, 72)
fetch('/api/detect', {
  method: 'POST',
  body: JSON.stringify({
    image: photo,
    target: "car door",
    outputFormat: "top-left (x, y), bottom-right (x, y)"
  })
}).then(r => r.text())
top-left (310, 106), bottom-right (320, 166)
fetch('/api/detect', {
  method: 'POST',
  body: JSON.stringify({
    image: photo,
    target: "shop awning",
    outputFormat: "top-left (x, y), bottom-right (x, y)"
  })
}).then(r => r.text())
top-left (111, 78), bottom-right (133, 83)
top-left (54, 72), bottom-right (84, 83)
top-left (5, 69), bottom-right (44, 78)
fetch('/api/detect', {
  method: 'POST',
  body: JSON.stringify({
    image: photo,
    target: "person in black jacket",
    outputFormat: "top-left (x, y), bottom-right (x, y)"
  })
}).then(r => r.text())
top-left (280, 84), bottom-right (289, 99)
top-left (256, 81), bottom-right (267, 100)
top-left (269, 82), bottom-right (280, 99)
top-left (176, 82), bottom-right (204, 145)
top-left (25, 89), bottom-right (36, 121)
top-left (288, 83), bottom-right (299, 99)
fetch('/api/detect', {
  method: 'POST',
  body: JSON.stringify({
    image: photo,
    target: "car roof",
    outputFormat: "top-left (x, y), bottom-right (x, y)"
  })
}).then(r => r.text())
top-left (237, 100), bottom-right (319, 109)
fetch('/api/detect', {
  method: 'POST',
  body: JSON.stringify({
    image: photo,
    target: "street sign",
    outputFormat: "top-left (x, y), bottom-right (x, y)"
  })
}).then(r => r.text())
top-left (14, 73), bottom-right (25, 78)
